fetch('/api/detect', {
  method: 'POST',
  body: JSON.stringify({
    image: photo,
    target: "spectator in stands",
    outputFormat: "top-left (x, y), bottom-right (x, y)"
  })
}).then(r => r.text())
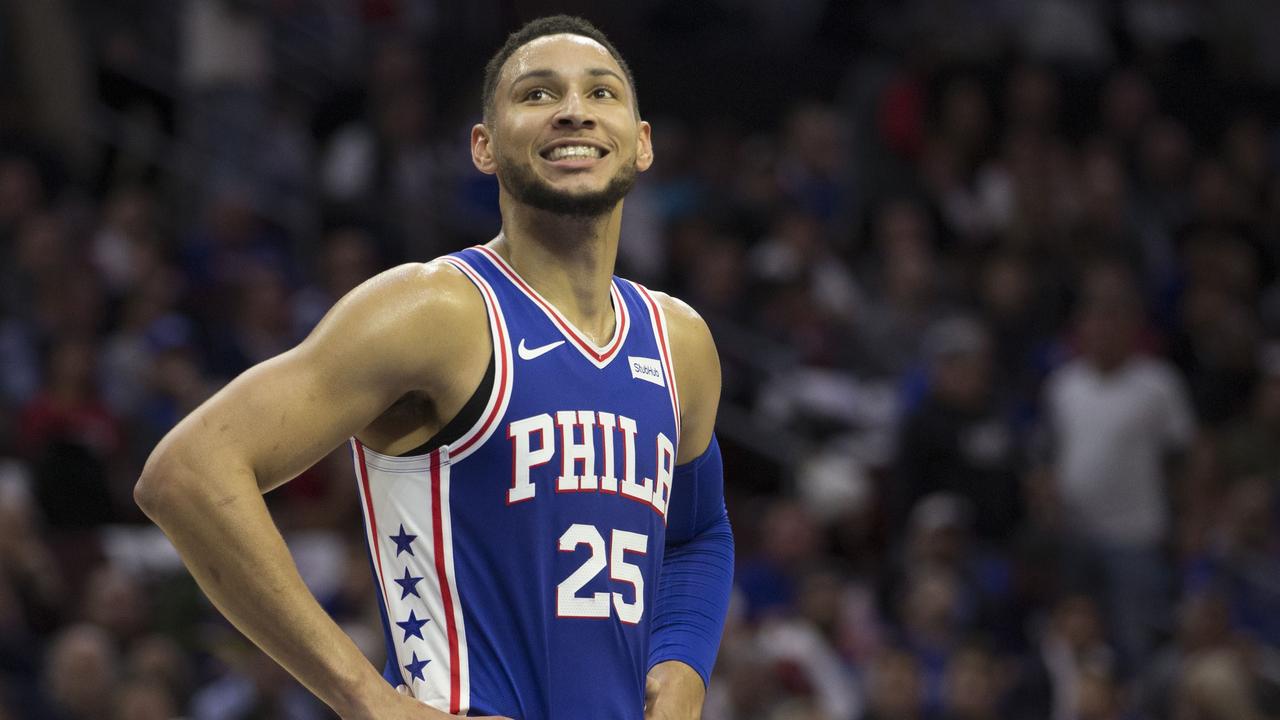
top-left (190, 639), bottom-right (325, 720)
top-left (8, 213), bottom-right (75, 331)
top-left (776, 103), bottom-right (848, 223)
top-left (752, 207), bottom-right (863, 367)
top-left (861, 647), bottom-right (924, 720)
top-left (291, 225), bottom-right (381, 336)
top-left (0, 154), bottom-right (47, 243)
top-left (755, 613), bottom-right (862, 720)
top-left (1168, 224), bottom-right (1263, 426)
top-left (100, 261), bottom-right (189, 426)
top-left (1190, 157), bottom-right (1251, 227)
top-left (125, 634), bottom-right (193, 712)
top-left (1041, 261), bottom-right (1195, 671)
top-left (220, 260), bottom-right (296, 371)
top-left (939, 641), bottom-right (1002, 720)
top-left (319, 36), bottom-right (447, 261)
top-left (180, 187), bottom-right (292, 362)
top-left (0, 474), bottom-right (64, 636)
top-left (892, 563), bottom-right (969, 716)
top-left (1070, 143), bottom-right (1153, 286)
top-left (19, 338), bottom-right (123, 526)
top-left (1132, 116), bottom-right (1194, 261)
top-left (180, 0), bottom-right (270, 201)
top-left (892, 316), bottom-right (1022, 544)
top-left (919, 75), bottom-right (997, 246)
top-left (972, 250), bottom-right (1058, 422)
top-left (41, 624), bottom-right (118, 720)
top-left (855, 198), bottom-right (945, 377)
top-left (1136, 591), bottom-right (1234, 720)
top-left (1011, 594), bottom-right (1115, 720)
top-left (79, 564), bottom-right (147, 647)
top-left (1099, 68), bottom-right (1156, 149)
top-left (1218, 343), bottom-right (1280, 482)
top-left (89, 185), bottom-right (165, 301)
top-left (1174, 649), bottom-right (1270, 720)
top-left (1075, 662), bottom-right (1124, 720)
top-left (1184, 476), bottom-right (1280, 647)
top-left (892, 494), bottom-right (1022, 653)
top-left (737, 500), bottom-right (823, 619)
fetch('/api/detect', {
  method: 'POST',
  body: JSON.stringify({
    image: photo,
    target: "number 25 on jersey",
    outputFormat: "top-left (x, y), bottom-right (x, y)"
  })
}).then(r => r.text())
top-left (556, 524), bottom-right (646, 623)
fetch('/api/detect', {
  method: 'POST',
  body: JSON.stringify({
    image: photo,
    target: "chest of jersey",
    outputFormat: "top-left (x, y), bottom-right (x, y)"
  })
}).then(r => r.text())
top-left (353, 247), bottom-right (682, 719)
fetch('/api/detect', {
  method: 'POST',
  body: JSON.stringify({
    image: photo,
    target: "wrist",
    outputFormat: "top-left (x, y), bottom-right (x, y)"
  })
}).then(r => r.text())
top-left (646, 661), bottom-right (705, 719)
top-left (331, 667), bottom-right (393, 719)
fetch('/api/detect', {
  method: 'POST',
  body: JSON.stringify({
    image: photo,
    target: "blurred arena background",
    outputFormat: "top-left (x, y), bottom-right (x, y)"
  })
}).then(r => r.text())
top-left (2, 1), bottom-right (1280, 718)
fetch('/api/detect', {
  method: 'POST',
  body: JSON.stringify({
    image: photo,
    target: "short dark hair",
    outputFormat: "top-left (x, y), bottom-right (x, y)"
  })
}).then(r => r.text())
top-left (481, 15), bottom-right (638, 124)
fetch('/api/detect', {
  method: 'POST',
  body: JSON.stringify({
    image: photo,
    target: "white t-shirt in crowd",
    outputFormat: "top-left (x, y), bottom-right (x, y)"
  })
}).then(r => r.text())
top-left (1045, 355), bottom-right (1195, 546)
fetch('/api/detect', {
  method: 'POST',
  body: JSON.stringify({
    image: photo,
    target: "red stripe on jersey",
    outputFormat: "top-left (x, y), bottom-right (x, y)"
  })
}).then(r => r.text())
top-left (606, 284), bottom-right (629, 361)
top-left (634, 284), bottom-right (682, 446)
top-left (474, 245), bottom-right (628, 364)
top-left (429, 450), bottom-right (461, 713)
top-left (355, 441), bottom-right (392, 616)
top-left (442, 257), bottom-right (511, 458)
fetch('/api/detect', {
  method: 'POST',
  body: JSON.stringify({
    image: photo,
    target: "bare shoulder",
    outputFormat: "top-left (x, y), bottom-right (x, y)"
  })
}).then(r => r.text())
top-left (649, 291), bottom-right (720, 461)
top-left (304, 259), bottom-right (488, 391)
top-left (330, 260), bottom-right (483, 331)
top-left (141, 259), bottom-right (491, 491)
top-left (650, 291), bottom-right (718, 371)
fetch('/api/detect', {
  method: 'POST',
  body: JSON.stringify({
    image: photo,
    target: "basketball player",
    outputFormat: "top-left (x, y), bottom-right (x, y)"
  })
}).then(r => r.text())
top-left (135, 15), bottom-right (733, 720)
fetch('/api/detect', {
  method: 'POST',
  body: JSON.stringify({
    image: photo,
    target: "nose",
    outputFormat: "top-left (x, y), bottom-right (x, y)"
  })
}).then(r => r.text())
top-left (553, 92), bottom-right (595, 129)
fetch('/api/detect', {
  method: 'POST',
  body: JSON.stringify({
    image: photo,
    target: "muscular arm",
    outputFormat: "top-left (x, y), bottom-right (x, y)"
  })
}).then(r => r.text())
top-left (645, 295), bottom-right (733, 720)
top-left (134, 263), bottom-right (505, 720)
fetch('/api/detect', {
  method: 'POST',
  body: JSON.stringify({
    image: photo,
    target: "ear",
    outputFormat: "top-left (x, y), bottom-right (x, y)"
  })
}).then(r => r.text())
top-left (471, 123), bottom-right (497, 175)
top-left (635, 120), bottom-right (654, 173)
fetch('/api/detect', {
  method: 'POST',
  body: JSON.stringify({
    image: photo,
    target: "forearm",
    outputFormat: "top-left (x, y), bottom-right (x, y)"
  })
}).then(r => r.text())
top-left (136, 452), bottom-right (385, 718)
top-left (647, 512), bottom-right (734, 685)
top-left (649, 434), bottom-right (734, 690)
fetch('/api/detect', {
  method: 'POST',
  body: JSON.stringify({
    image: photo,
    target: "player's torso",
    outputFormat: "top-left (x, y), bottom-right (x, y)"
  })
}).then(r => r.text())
top-left (352, 246), bottom-right (681, 720)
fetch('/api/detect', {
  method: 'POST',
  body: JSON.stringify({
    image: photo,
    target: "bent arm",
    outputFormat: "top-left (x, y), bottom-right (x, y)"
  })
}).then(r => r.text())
top-left (646, 295), bottom-right (733, 719)
top-left (134, 263), bottom-right (491, 720)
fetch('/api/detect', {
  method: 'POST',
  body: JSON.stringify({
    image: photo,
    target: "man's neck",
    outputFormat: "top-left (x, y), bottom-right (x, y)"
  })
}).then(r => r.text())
top-left (492, 198), bottom-right (624, 345)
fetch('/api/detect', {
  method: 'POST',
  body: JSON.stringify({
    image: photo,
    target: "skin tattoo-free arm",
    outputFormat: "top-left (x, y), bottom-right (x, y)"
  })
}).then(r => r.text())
top-left (135, 263), bottom-right (510, 720)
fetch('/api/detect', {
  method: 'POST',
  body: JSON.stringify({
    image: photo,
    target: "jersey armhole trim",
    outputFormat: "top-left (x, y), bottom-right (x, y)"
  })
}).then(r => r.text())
top-left (632, 281), bottom-right (682, 450)
top-left (400, 351), bottom-right (495, 457)
top-left (438, 255), bottom-right (515, 463)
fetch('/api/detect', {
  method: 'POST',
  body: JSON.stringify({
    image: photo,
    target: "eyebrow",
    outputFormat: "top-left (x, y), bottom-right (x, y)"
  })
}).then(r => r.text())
top-left (510, 68), bottom-right (555, 86)
top-left (509, 67), bottom-right (626, 87)
top-left (588, 68), bottom-right (625, 84)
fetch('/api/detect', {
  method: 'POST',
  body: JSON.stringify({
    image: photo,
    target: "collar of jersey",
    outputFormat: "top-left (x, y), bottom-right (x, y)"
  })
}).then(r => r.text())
top-left (472, 244), bottom-right (629, 369)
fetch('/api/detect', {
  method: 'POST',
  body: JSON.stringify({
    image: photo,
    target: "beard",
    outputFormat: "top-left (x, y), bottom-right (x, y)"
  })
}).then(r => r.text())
top-left (496, 153), bottom-right (637, 218)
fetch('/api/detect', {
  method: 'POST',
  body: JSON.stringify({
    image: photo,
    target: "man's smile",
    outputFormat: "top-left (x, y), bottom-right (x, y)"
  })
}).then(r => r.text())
top-left (538, 138), bottom-right (610, 169)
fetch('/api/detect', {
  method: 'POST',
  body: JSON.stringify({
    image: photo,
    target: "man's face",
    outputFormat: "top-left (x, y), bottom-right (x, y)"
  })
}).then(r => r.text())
top-left (473, 34), bottom-right (652, 217)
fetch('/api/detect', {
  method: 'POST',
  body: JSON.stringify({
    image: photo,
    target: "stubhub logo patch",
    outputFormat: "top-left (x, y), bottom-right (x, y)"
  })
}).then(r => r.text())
top-left (629, 356), bottom-right (665, 387)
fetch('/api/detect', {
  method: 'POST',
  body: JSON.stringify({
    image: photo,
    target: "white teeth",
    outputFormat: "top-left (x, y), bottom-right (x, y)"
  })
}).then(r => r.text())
top-left (547, 145), bottom-right (601, 160)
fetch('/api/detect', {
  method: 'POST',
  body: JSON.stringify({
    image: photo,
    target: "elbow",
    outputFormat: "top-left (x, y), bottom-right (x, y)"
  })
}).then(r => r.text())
top-left (134, 444), bottom-right (200, 522)
top-left (136, 439), bottom-right (258, 524)
top-left (134, 453), bottom-right (173, 521)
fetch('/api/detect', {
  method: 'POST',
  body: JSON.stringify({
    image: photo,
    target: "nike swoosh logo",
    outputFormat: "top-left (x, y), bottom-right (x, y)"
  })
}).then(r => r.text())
top-left (518, 338), bottom-right (565, 360)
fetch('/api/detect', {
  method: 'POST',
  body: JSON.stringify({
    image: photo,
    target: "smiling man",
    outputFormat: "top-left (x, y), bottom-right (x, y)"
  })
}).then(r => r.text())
top-left (135, 15), bottom-right (733, 720)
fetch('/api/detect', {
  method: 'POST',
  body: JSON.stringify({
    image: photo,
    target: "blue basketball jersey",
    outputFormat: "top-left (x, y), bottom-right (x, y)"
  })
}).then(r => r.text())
top-left (350, 245), bottom-right (681, 719)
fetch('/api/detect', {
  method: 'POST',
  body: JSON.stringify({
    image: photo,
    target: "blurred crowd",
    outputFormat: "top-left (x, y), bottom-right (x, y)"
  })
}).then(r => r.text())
top-left (2, 1), bottom-right (1280, 719)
